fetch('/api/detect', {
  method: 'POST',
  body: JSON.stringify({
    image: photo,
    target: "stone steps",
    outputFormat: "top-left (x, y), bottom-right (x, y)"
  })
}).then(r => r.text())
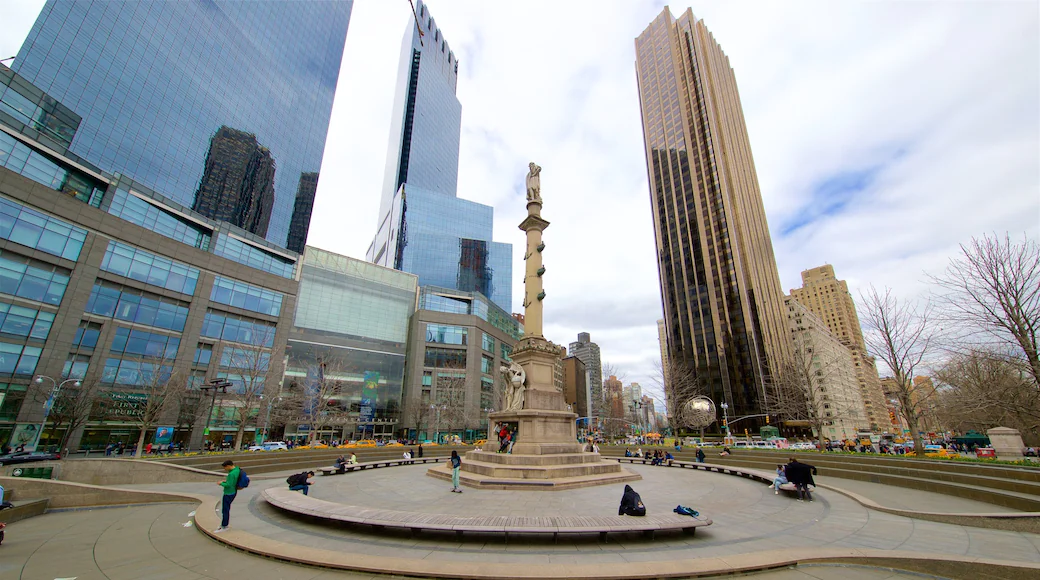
top-left (427, 463), bottom-right (640, 491)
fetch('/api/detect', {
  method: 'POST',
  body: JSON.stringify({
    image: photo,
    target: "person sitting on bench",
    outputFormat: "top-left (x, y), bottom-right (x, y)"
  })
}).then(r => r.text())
top-left (334, 455), bottom-right (347, 474)
top-left (619, 484), bottom-right (646, 516)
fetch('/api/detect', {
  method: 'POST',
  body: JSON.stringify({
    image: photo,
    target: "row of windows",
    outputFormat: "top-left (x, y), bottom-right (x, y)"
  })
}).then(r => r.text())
top-left (110, 326), bottom-right (180, 360)
top-left (0, 131), bottom-right (102, 206)
top-left (0, 301), bottom-right (54, 341)
top-left (426, 323), bottom-right (467, 345)
top-left (200, 310), bottom-right (276, 347)
top-left (101, 241), bottom-right (199, 295)
top-left (85, 281), bottom-right (190, 332)
top-left (0, 341), bottom-right (42, 376)
top-left (0, 194), bottom-right (87, 261)
top-left (424, 347), bottom-right (466, 369)
top-left (0, 249), bottom-right (70, 305)
top-left (213, 234), bottom-right (295, 279)
top-left (210, 276), bottom-right (282, 317)
top-left (219, 345), bottom-right (271, 371)
top-left (107, 188), bottom-right (211, 250)
top-left (100, 357), bottom-right (171, 386)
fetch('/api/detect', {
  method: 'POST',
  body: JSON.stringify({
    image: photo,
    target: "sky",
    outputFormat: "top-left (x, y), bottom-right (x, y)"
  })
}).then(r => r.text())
top-left (1, 1), bottom-right (1037, 409)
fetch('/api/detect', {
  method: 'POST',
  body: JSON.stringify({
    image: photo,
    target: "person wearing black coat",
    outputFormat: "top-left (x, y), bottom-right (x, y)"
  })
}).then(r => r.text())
top-left (618, 484), bottom-right (646, 516)
top-left (784, 458), bottom-right (818, 501)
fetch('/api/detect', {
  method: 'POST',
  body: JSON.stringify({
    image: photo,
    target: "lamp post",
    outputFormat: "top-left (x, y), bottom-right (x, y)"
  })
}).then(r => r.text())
top-left (200, 379), bottom-right (232, 450)
top-left (720, 402), bottom-right (732, 441)
top-left (32, 375), bottom-right (80, 452)
top-left (259, 394), bottom-right (281, 445)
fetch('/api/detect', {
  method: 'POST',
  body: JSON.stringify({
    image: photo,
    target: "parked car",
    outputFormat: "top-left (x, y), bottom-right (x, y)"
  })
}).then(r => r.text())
top-left (790, 442), bottom-right (816, 450)
top-left (0, 451), bottom-right (60, 465)
top-left (247, 442), bottom-right (288, 452)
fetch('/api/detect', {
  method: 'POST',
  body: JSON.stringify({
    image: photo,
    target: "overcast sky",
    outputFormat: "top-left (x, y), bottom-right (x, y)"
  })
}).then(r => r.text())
top-left (2, 1), bottom-right (1037, 408)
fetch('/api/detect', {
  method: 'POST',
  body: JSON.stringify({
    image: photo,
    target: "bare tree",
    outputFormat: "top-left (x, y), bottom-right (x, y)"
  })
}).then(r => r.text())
top-left (860, 286), bottom-right (937, 454)
top-left (434, 366), bottom-right (467, 442)
top-left (929, 233), bottom-right (1040, 390)
top-left (934, 349), bottom-right (1040, 444)
top-left (93, 358), bottom-right (186, 458)
top-left (652, 357), bottom-right (707, 434)
top-left (219, 330), bottom-right (278, 450)
top-left (34, 378), bottom-right (102, 452)
top-left (283, 352), bottom-right (352, 443)
top-left (405, 396), bottom-right (432, 440)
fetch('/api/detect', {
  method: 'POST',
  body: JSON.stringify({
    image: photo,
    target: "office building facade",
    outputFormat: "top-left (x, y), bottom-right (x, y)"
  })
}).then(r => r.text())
top-left (400, 286), bottom-right (522, 442)
top-left (367, 2), bottom-right (512, 311)
top-left (282, 247), bottom-right (417, 443)
top-left (784, 296), bottom-right (869, 441)
top-left (192, 126), bottom-right (276, 238)
top-left (568, 332), bottom-right (603, 419)
top-left (11, 0), bottom-right (351, 249)
top-left (790, 264), bottom-right (888, 432)
top-left (636, 8), bottom-right (791, 425)
top-left (0, 64), bottom-right (299, 451)
top-left (562, 355), bottom-right (589, 419)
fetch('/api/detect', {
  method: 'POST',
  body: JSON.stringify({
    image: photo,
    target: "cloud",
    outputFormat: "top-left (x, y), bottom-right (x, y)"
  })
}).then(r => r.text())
top-left (3, 0), bottom-right (1036, 412)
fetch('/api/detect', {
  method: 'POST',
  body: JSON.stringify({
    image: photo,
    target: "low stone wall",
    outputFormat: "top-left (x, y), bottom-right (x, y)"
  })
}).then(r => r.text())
top-left (1, 458), bottom-right (220, 485)
top-left (0, 476), bottom-right (197, 509)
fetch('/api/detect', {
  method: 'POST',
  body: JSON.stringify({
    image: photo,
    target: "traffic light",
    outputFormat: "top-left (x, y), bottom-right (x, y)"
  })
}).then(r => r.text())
top-left (765, 414), bottom-right (770, 425)
top-left (722, 419), bottom-right (727, 427)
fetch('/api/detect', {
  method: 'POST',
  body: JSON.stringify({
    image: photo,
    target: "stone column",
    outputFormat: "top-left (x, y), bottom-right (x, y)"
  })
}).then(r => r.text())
top-left (519, 200), bottom-right (549, 338)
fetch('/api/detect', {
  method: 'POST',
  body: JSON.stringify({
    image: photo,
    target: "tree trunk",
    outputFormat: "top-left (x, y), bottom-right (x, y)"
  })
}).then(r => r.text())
top-left (234, 425), bottom-right (245, 451)
top-left (134, 427), bottom-right (148, 458)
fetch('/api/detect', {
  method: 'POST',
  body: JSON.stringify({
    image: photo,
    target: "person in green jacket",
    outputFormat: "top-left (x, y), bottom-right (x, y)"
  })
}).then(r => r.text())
top-left (214, 460), bottom-right (240, 532)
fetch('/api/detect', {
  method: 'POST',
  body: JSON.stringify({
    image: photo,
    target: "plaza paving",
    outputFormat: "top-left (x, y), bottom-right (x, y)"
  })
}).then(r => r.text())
top-left (1, 462), bottom-right (1038, 579)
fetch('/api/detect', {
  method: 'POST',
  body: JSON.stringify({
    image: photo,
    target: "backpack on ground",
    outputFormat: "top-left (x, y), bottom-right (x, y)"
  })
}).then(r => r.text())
top-left (236, 469), bottom-right (250, 489)
top-left (674, 504), bottom-right (699, 517)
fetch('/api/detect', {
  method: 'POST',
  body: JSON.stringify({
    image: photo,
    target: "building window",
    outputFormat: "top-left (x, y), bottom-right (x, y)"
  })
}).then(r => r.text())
top-left (194, 343), bottom-right (212, 366)
top-left (200, 310), bottom-right (276, 347)
top-left (422, 371), bottom-right (432, 387)
top-left (482, 332), bottom-right (495, 352)
top-left (0, 249), bottom-right (70, 305)
top-left (0, 341), bottom-right (42, 376)
top-left (107, 188), bottom-right (211, 250)
top-left (481, 354), bottom-right (494, 375)
top-left (110, 327), bottom-right (180, 360)
top-left (100, 241), bottom-right (199, 295)
top-left (210, 276), bottom-right (283, 316)
top-left (100, 358), bottom-right (172, 386)
top-left (0, 382), bottom-right (26, 421)
top-left (0, 195), bottom-right (88, 260)
top-left (213, 234), bottom-right (295, 279)
top-left (85, 281), bottom-right (189, 332)
top-left (72, 321), bottom-right (102, 349)
top-left (62, 353), bottom-right (90, 379)
top-left (424, 347), bottom-right (466, 368)
top-left (501, 344), bottom-right (511, 362)
top-left (0, 301), bottom-right (54, 340)
top-left (0, 133), bottom-right (103, 206)
top-left (425, 324), bottom-right (467, 345)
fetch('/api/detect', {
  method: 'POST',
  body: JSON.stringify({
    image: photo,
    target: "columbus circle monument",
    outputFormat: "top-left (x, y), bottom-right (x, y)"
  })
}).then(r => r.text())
top-left (428, 163), bottom-right (638, 489)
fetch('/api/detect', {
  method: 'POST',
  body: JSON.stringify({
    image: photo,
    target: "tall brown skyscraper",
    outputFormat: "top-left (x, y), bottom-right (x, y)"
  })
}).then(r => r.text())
top-left (636, 8), bottom-right (790, 422)
top-left (193, 126), bottom-right (276, 238)
top-left (790, 264), bottom-right (888, 432)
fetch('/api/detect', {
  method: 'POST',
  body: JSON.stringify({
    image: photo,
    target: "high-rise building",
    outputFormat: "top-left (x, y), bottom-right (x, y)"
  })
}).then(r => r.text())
top-left (635, 8), bottom-right (791, 423)
top-left (11, 0), bottom-right (350, 249)
top-left (784, 296), bottom-right (869, 441)
top-left (366, 2), bottom-right (511, 311)
top-left (569, 332), bottom-right (603, 418)
top-left (192, 126), bottom-right (276, 238)
top-left (657, 318), bottom-right (670, 387)
top-left (562, 356), bottom-right (589, 418)
top-left (790, 265), bottom-right (888, 432)
top-left (287, 173), bottom-right (319, 254)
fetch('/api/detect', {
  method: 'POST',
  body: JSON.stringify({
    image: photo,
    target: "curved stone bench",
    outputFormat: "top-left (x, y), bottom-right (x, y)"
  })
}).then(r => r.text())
top-left (318, 457), bottom-right (443, 476)
top-left (262, 487), bottom-right (712, 541)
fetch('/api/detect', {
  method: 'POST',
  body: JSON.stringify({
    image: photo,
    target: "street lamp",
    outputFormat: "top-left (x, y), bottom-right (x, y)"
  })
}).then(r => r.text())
top-left (720, 402), bottom-right (732, 440)
top-left (259, 394), bottom-right (282, 445)
top-left (200, 379), bottom-right (232, 450)
top-left (33, 375), bottom-right (80, 452)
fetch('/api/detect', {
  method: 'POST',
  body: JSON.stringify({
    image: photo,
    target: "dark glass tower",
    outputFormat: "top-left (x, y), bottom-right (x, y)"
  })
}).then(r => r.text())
top-left (11, 0), bottom-right (351, 250)
top-left (287, 172), bottom-right (319, 254)
top-left (367, 1), bottom-right (511, 311)
top-left (192, 126), bottom-right (276, 238)
top-left (635, 8), bottom-right (791, 424)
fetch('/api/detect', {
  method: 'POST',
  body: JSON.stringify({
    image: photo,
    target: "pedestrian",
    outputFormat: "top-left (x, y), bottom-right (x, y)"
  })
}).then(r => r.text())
top-left (768, 464), bottom-right (788, 494)
top-left (449, 450), bottom-right (462, 493)
top-left (618, 484), bottom-right (646, 516)
top-left (146, 442), bottom-right (152, 455)
top-left (214, 460), bottom-right (241, 533)
top-left (417, 444), bottom-right (424, 458)
top-left (287, 471), bottom-right (315, 495)
top-left (785, 457), bottom-right (818, 502)
top-left (696, 447), bottom-right (706, 463)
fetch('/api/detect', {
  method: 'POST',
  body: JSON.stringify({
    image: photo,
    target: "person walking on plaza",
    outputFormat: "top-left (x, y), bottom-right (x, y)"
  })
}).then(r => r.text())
top-left (287, 471), bottom-right (315, 495)
top-left (417, 444), bottom-right (424, 458)
top-left (785, 457), bottom-right (817, 502)
top-left (450, 450), bottom-right (463, 493)
top-left (214, 460), bottom-right (241, 533)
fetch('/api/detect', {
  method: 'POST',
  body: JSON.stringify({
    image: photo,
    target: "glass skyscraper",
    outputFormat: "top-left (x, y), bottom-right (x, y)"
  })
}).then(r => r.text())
top-left (367, 1), bottom-right (512, 311)
top-left (11, 0), bottom-right (351, 252)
